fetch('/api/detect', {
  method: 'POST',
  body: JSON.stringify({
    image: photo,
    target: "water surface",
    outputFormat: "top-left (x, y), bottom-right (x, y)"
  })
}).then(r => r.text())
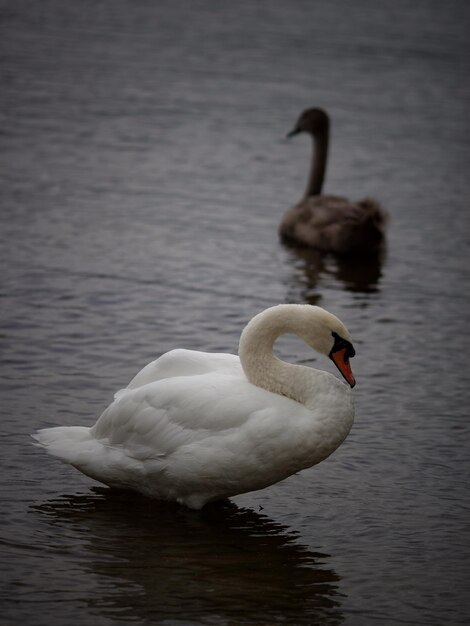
top-left (1, 1), bottom-right (469, 624)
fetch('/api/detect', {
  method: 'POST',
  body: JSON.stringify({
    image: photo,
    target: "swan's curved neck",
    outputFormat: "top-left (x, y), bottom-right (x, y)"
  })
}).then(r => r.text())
top-left (238, 306), bottom-right (316, 404)
top-left (304, 127), bottom-right (329, 198)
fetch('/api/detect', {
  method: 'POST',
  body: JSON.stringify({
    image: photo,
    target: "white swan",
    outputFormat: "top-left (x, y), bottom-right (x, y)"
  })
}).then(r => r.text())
top-left (32, 304), bottom-right (356, 509)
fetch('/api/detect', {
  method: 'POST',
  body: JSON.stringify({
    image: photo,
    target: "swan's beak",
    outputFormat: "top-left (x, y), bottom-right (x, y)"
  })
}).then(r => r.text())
top-left (330, 349), bottom-right (356, 388)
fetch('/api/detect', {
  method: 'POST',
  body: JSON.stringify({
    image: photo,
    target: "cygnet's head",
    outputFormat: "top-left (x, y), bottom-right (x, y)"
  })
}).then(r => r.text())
top-left (287, 107), bottom-right (330, 138)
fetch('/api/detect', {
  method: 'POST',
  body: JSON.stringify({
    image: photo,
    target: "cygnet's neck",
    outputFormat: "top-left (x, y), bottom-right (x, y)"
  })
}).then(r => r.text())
top-left (304, 128), bottom-right (329, 198)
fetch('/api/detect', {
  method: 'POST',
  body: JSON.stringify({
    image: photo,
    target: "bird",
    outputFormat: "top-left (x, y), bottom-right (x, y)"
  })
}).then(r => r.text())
top-left (279, 107), bottom-right (387, 255)
top-left (32, 304), bottom-right (356, 510)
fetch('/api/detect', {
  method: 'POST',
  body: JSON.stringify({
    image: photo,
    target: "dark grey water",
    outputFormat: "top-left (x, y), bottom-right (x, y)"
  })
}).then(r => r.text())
top-left (1, 0), bottom-right (469, 624)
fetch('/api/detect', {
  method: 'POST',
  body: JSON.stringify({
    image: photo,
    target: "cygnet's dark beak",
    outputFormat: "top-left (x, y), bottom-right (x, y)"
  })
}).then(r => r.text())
top-left (286, 126), bottom-right (301, 139)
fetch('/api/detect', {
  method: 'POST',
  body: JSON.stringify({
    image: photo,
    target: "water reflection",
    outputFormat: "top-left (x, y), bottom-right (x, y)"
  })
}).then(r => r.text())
top-left (33, 488), bottom-right (344, 625)
top-left (283, 244), bottom-right (385, 304)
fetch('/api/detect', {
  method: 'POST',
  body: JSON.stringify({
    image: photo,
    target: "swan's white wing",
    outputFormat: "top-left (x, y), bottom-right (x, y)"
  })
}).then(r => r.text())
top-left (124, 349), bottom-right (241, 391)
top-left (90, 370), bottom-right (323, 505)
top-left (93, 370), bottom-right (305, 463)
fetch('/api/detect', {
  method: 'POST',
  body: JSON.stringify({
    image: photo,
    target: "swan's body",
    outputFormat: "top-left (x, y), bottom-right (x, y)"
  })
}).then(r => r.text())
top-left (279, 107), bottom-right (387, 255)
top-left (33, 304), bottom-right (356, 510)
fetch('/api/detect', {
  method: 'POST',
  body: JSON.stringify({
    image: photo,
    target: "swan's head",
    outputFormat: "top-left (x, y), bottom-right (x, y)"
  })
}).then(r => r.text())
top-left (287, 107), bottom-right (329, 138)
top-left (298, 305), bottom-right (356, 388)
top-left (239, 304), bottom-right (356, 389)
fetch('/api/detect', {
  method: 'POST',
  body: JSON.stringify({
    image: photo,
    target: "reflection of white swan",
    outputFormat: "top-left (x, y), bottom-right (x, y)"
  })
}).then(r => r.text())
top-left (280, 107), bottom-right (387, 254)
top-left (33, 491), bottom-right (344, 624)
top-left (33, 304), bottom-right (355, 509)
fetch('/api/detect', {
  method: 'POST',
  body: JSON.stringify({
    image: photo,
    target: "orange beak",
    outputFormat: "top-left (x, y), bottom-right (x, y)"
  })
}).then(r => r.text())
top-left (330, 348), bottom-right (356, 388)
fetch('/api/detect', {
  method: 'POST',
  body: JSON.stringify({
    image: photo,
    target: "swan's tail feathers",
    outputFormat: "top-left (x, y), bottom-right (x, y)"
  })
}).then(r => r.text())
top-left (32, 426), bottom-right (98, 466)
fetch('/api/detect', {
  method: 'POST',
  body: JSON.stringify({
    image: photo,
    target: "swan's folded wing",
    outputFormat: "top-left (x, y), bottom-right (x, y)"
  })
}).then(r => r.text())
top-left (122, 349), bottom-right (241, 392)
top-left (93, 371), bottom-right (299, 462)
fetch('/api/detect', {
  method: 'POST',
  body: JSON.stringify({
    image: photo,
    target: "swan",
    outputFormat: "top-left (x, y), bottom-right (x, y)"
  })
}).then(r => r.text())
top-left (279, 107), bottom-right (387, 255)
top-left (32, 304), bottom-right (356, 510)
